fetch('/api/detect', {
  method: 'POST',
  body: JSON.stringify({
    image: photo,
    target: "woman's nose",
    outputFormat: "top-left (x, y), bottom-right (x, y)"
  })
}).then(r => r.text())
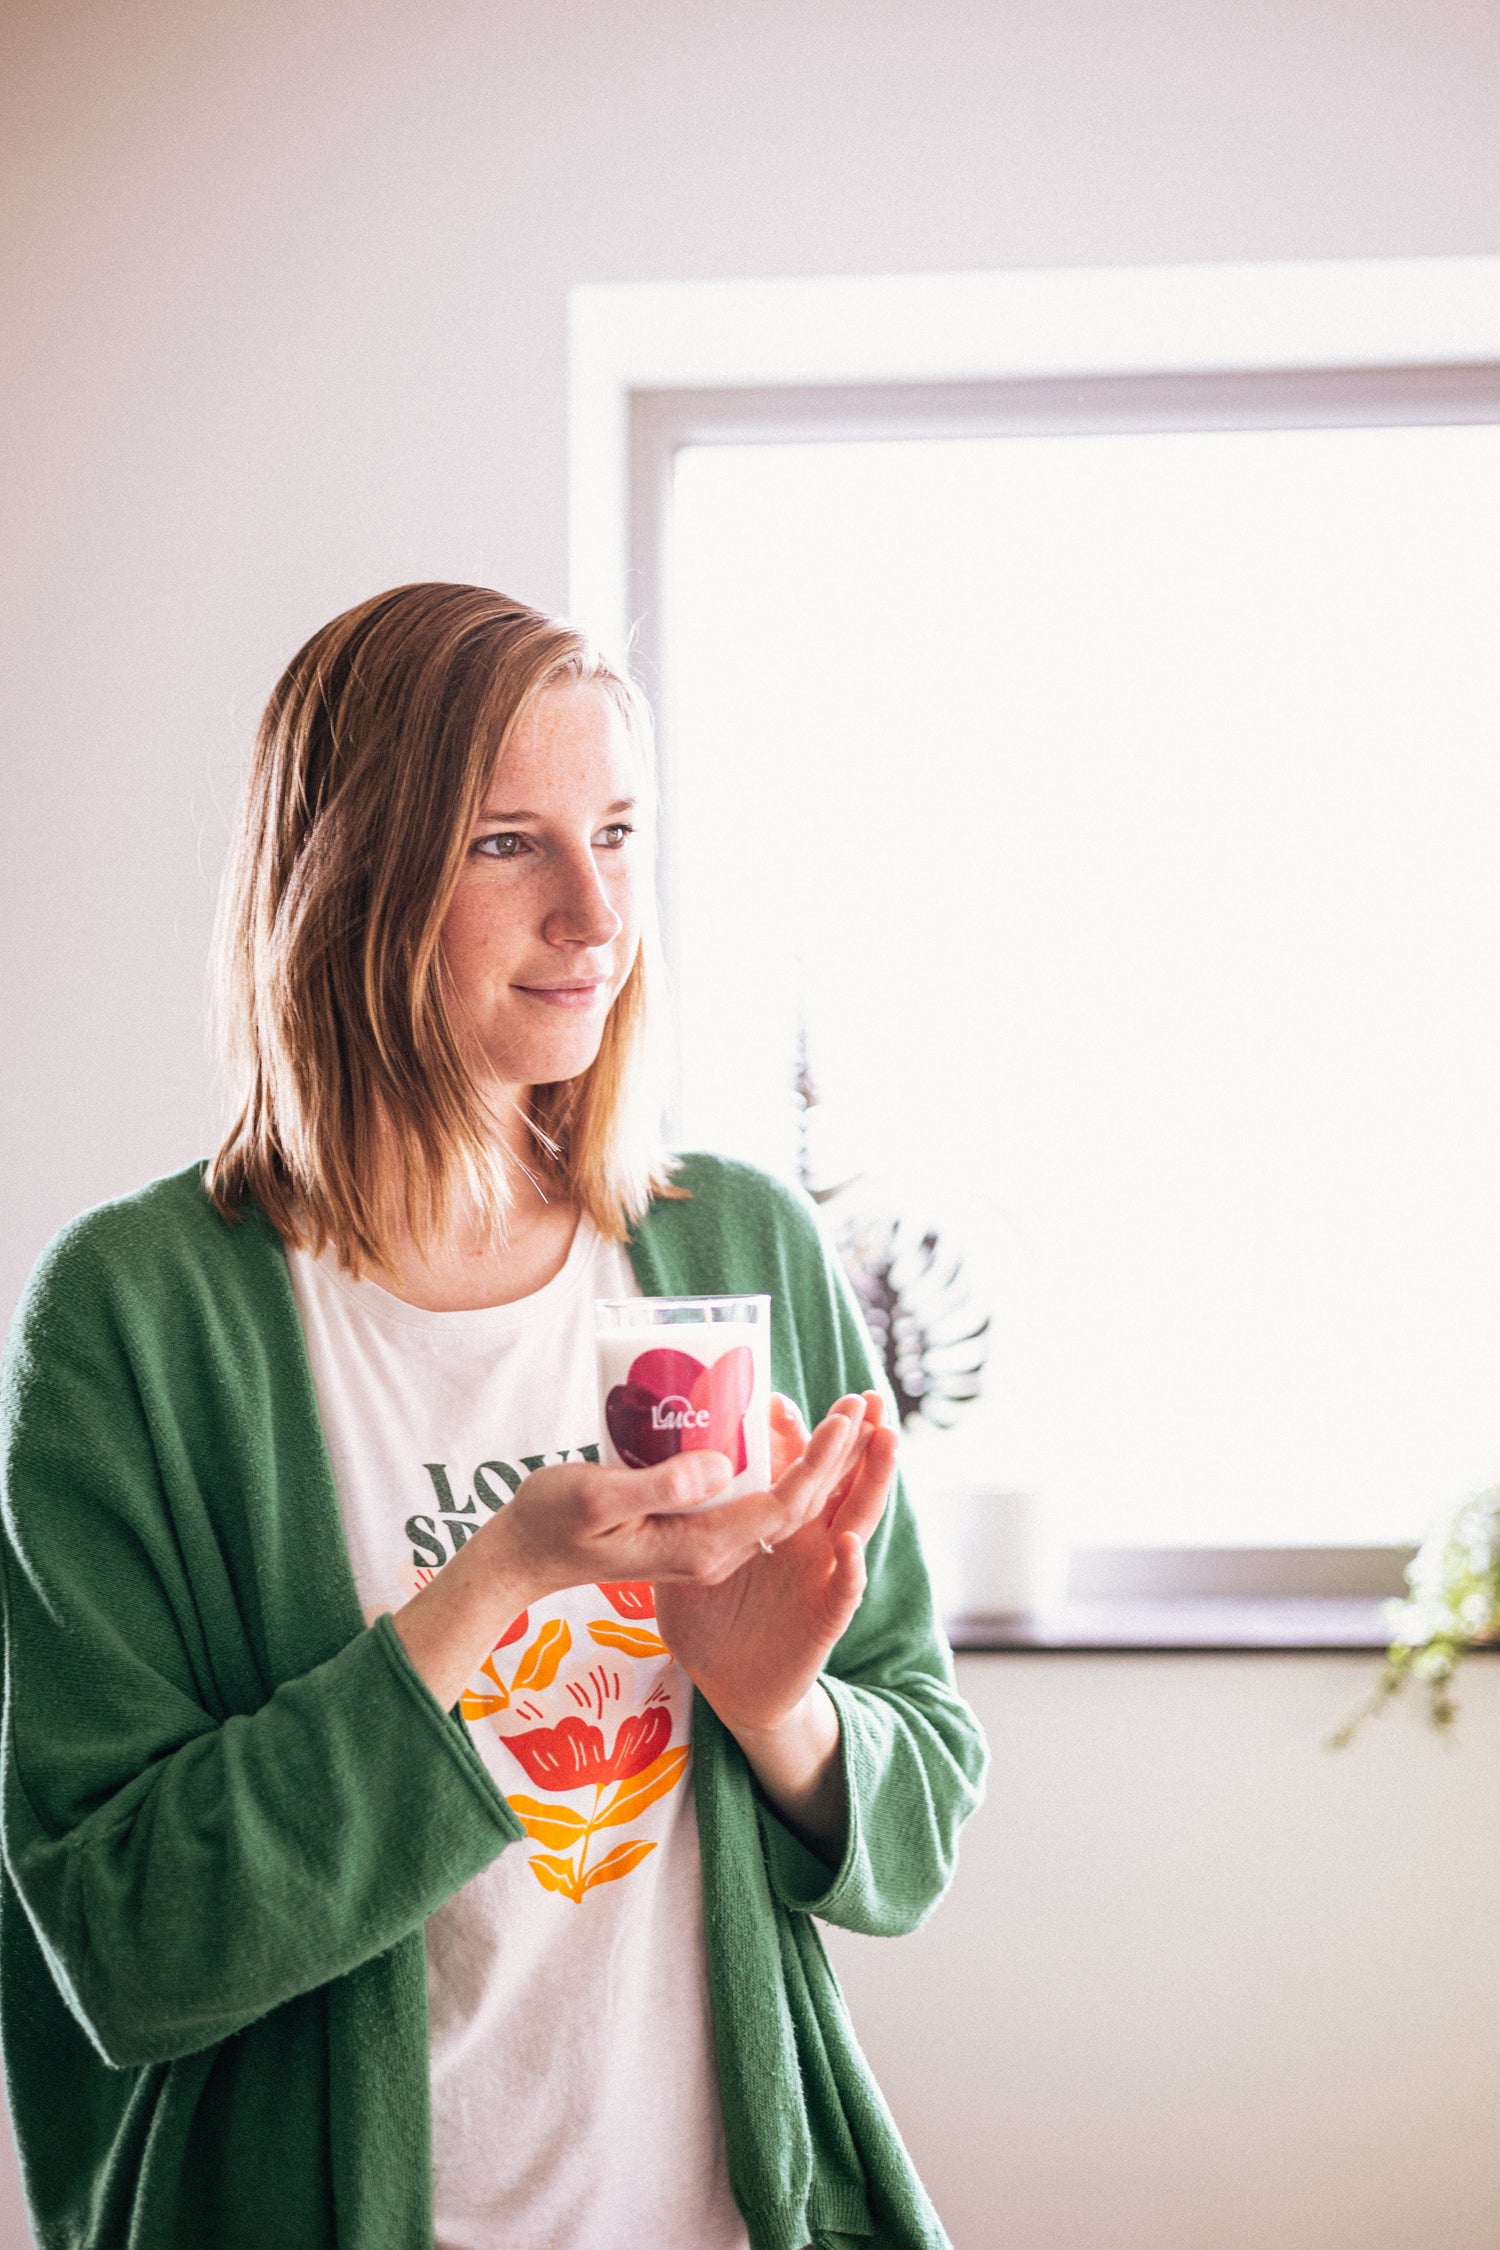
top-left (543, 848), bottom-right (624, 949)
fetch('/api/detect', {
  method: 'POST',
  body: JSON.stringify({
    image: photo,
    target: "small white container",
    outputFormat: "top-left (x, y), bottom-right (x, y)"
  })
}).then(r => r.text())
top-left (922, 1487), bottom-right (1068, 1619)
top-left (595, 1295), bottom-right (771, 1504)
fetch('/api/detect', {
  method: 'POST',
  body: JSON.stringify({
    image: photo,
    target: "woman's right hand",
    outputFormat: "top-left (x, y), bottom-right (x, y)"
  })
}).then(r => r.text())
top-left (390, 1412), bottom-right (866, 1713)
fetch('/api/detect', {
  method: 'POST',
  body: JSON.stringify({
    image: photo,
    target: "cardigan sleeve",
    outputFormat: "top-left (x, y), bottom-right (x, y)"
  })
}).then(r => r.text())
top-left (0, 1215), bottom-right (523, 2071)
top-left (743, 1174), bottom-right (990, 1936)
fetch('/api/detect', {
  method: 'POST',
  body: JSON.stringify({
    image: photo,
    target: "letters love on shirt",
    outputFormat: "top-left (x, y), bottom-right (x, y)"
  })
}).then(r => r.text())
top-left (406, 1446), bottom-right (600, 1568)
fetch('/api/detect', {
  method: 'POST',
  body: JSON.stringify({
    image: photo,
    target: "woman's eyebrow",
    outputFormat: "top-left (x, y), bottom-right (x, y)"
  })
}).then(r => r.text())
top-left (476, 796), bottom-right (637, 822)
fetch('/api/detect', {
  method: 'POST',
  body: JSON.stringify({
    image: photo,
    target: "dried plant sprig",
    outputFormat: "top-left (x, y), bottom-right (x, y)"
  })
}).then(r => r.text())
top-left (789, 1014), bottom-right (989, 1430)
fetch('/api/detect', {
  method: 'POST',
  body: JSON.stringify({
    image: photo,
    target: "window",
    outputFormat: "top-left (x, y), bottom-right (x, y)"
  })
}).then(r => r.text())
top-left (571, 260), bottom-right (1500, 1557)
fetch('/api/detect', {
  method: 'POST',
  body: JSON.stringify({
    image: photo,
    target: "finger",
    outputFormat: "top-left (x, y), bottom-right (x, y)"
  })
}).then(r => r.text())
top-left (818, 1528), bottom-right (870, 1638)
top-left (821, 1404), bottom-right (882, 1512)
top-left (827, 1424), bottom-right (897, 1546)
top-left (683, 1408), bottom-right (857, 1564)
top-left (763, 1406), bottom-right (866, 1542)
top-left (652, 1402), bottom-right (866, 1573)
top-left (815, 1396), bottom-right (870, 1462)
top-left (769, 1393), bottom-right (810, 1480)
top-left (779, 1400), bottom-right (864, 1498)
top-left (641, 1479), bottom-right (814, 1578)
top-left (636, 1449), bottom-right (735, 1514)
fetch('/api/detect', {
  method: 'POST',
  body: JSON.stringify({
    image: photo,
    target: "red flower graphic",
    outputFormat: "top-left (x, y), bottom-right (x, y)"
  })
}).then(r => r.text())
top-left (500, 1706), bottom-right (671, 1790)
top-left (604, 1345), bottom-right (752, 1474)
top-left (596, 1580), bottom-right (656, 1619)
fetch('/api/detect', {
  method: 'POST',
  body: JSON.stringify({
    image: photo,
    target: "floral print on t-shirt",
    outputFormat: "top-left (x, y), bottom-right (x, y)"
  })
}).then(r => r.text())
top-left (415, 1568), bottom-right (691, 1905)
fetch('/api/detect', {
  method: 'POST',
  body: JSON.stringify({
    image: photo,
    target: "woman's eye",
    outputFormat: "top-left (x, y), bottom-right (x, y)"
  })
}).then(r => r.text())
top-left (472, 823), bottom-right (632, 860)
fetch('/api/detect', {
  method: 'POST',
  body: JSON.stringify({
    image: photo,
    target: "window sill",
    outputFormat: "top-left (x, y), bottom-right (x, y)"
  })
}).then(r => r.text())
top-left (944, 1597), bottom-right (1487, 1654)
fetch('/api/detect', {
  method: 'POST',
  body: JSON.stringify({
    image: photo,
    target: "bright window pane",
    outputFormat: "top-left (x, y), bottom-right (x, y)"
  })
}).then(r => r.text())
top-left (665, 426), bottom-right (1500, 1547)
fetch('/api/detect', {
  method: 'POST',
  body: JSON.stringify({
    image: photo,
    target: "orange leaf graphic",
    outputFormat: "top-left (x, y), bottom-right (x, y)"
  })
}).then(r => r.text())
top-left (528, 1852), bottom-right (583, 1899)
top-left (513, 1618), bottom-right (571, 1692)
top-left (594, 1742), bottom-right (689, 1831)
top-left (582, 1838), bottom-right (658, 1892)
top-left (478, 1653), bottom-right (510, 1696)
top-left (588, 1620), bottom-right (669, 1659)
top-left (460, 1690), bottom-right (510, 1719)
top-left (508, 1795), bottom-right (589, 1850)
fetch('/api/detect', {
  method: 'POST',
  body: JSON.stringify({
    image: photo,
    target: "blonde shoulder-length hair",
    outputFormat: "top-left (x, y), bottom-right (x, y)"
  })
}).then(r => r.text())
top-left (207, 581), bottom-right (680, 1272)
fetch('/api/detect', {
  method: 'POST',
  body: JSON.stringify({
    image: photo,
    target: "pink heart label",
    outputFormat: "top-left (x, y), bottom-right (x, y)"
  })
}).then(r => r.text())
top-left (604, 1343), bottom-right (754, 1476)
top-left (681, 1346), bottom-right (753, 1475)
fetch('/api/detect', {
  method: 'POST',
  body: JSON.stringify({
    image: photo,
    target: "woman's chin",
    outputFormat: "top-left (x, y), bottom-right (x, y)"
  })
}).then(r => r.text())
top-left (476, 1028), bottom-right (608, 1096)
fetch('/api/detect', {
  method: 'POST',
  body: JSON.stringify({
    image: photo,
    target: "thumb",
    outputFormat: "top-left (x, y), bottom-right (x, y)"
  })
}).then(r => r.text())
top-left (647, 1448), bottom-right (735, 1510)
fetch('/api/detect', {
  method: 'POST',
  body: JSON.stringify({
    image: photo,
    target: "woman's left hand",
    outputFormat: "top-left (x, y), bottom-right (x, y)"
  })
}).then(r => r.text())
top-left (652, 1389), bottom-right (896, 1738)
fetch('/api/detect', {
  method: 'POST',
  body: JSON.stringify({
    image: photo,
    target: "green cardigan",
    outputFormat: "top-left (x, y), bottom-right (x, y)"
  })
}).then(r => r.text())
top-left (0, 1155), bottom-right (987, 2250)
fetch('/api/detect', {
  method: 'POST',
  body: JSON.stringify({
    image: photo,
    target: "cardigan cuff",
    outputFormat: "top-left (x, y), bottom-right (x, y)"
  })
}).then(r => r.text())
top-left (753, 1672), bottom-right (865, 1917)
top-left (369, 1609), bottom-right (528, 1845)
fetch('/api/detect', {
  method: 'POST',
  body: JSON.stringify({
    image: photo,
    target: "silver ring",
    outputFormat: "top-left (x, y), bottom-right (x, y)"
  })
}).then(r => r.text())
top-left (759, 1538), bottom-right (775, 1557)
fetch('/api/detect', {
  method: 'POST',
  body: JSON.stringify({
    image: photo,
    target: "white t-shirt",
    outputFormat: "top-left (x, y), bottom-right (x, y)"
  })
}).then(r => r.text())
top-left (287, 1220), bottom-right (750, 2250)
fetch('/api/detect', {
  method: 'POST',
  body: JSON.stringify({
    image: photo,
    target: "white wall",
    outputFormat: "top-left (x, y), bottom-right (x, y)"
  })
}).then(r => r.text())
top-left (3, 0), bottom-right (1499, 1315)
top-left (2, 2), bottom-right (1497, 2244)
top-left (829, 1653), bottom-right (1500, 2250)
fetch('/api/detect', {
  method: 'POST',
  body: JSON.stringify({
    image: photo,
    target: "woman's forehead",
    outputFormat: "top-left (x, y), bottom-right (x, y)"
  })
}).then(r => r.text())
top-left (481, 681), bottom-right (639, 808)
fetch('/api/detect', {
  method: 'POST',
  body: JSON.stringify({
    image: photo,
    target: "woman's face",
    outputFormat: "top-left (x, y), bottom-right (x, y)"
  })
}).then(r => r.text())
top-left (439, 680), bottom-right (645, 1098)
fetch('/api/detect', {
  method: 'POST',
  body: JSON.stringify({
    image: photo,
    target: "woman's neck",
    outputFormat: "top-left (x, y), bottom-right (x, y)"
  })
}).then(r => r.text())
top-left (380, 1091), bottom-right (582, 1312)
top-left (383, 1189), bottom-right (582, 1312)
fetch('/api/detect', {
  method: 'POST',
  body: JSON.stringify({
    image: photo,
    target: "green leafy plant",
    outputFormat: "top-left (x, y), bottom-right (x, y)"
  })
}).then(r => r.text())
top-left (1327, 1488), bottom-right (1500, 1747)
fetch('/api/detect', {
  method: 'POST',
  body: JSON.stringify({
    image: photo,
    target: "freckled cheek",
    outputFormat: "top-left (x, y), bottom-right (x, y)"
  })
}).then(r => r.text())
top-left (437, 888), bottom-right (525, 1005)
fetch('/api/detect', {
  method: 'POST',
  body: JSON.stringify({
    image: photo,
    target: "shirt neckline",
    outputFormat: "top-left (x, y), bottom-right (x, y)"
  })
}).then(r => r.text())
top-left (291, 1214), bottom-right (628, 1339)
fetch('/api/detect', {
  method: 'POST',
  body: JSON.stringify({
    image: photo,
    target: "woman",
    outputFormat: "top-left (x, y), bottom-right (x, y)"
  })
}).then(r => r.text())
top-left (0, 584), bottom-right (987, 2250)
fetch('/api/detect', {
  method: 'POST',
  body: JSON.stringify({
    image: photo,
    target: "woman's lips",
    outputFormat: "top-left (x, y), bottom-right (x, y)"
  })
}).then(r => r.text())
top-left (514, 980), bottom-right (607, 1009)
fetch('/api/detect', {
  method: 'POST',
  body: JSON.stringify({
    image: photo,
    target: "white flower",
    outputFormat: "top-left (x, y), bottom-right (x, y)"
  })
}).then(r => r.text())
top-left (1385, 1593), bottom-right (1453, 1646)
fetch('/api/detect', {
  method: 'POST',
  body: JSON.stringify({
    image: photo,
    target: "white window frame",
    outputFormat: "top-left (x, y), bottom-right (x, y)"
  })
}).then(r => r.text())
top-left (567, 257), bottom-right (1500, 1601)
